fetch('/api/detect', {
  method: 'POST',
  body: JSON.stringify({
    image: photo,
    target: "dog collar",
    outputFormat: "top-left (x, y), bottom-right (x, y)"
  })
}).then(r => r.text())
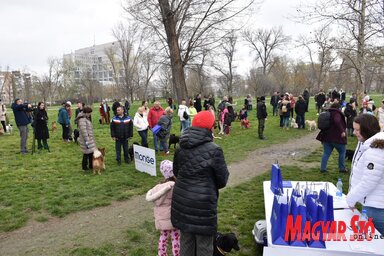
top-left (217, 246), bottom-right (228, 255)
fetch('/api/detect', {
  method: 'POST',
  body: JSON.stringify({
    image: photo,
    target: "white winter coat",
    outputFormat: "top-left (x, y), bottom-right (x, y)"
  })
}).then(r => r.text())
top-left (178, 104), bottom-right (190, 121)
top-left (347, 132), bottom-right (384, 209)
top-left (133, 112), bottom-right (149, 131)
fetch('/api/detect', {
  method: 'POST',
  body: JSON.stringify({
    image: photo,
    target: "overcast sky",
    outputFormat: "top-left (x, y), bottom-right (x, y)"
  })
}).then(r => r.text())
top-left (0, 0), bottom-right (313, 75)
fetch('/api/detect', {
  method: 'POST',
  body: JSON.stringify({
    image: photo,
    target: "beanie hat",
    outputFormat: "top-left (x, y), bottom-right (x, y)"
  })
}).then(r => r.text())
top-left (160, 160), bottom-right (174, 179)
top-left (192, 110), bottom-right (215, 130)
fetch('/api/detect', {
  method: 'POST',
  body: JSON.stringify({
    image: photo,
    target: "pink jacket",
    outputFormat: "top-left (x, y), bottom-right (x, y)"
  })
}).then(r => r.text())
top-left (145, 181), bottom-right (175, 230)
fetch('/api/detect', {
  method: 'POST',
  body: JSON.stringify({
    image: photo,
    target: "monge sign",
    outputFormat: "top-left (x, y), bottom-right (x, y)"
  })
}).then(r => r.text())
top-left (133, 144), bottom-right (156, 176)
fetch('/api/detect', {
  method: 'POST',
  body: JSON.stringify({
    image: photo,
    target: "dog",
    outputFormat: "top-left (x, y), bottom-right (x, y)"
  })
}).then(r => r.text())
top-left (93, 148), bottom-right (106, 175)
top-left (290, 118), bottom-right (298, 129)
top-left (305, 120), bottom-right (317, 131)
top-left (346, 149), bottom-right (355, 161)
top-left (73, 129), bottom-right (80, 144)
top-left (51, 121), bottom-right (57, 133)
top-left (6, 124), bottom-right (13, 134)
top-left (169, 134), bottom-right (180, 149)
top-left (213, 232), bottom-right (240, 256)
top-left (128, 142), bottom-right (140, 162)
top-left (240, 119), bottom-right (250, 129)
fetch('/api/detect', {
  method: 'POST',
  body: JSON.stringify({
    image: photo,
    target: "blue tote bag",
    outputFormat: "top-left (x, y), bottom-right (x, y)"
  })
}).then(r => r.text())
top-left (270, 162), bottom-right (283, 195)
top-left (306, 197), bottom-right (326, 248)
top-left (151, 124), bottom-right (161, 135)
top-left (289, 183), bottom-right (307, 247)
top-left (270, 193), bottom-right (289, 246)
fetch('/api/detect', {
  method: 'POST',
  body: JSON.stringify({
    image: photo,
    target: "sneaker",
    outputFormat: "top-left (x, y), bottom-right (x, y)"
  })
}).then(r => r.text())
top-left (339, 169), bottom-right (349, 173)
top-left (320, 169), bottom-right (327, 173)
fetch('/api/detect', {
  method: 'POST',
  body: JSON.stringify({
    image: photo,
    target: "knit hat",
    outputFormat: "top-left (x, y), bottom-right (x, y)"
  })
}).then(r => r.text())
top-left (160, 160), bottom-right (174, 179)
top-left (192, 110), bottom-right (215, 130)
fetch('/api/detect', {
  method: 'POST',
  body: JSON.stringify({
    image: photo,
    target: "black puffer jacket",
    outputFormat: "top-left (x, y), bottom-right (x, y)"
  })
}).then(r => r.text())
top-left (171, 127), bottom-right (229, 235)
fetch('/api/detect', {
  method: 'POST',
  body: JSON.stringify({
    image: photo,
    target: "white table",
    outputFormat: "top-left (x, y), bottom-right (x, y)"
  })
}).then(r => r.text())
top-left (263, 181), bottom-right (384, 255)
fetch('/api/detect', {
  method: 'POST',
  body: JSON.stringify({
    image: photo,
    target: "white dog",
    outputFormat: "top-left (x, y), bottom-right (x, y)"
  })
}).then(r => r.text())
top-left (305, 120), bottom-right (317, 131)
top-left (290, 118), bottom-right (298, 128)
top-left (6, 124), bottom-right (13, 134)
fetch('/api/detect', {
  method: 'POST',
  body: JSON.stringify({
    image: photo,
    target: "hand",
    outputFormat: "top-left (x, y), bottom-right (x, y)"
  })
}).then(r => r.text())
top-left (28, 104), bottom-right (32, 108)
top-left (112, 137), bottom-right (116, 141)
top-left (341, 132), bottom-right (346, 138)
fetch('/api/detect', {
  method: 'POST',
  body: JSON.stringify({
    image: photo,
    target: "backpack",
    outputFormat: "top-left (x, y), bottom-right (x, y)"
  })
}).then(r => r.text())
top-left (183, 110), bottom-right (189, 120)
top-left (318, 111), bottom-right (331, 130)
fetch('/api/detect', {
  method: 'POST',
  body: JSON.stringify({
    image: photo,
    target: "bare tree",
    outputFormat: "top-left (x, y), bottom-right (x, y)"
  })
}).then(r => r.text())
top-left (32, 58), bottom-right (63, 104)
top-left (243, 26), bottom-right (291, 75)
top-left (139, 52), bottom-right (160, 100)
top-left (212, 30), bottom-right (237, 95)
top-left (112, 22), bottom-right (146, 102)
top-left (104, 46), bottom-right (122, 99)
top-left (270, 56), bottom-right (291, 93)
top-left (297, 26), bottom-right (337, 91)
top-left (124, 0), bottom-right (258, 103)
top-left (295, 0), bottom-right (384, 96)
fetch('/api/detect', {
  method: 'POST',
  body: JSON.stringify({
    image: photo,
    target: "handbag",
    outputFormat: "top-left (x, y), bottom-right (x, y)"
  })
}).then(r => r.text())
top-left (151, 124), bottom-right (161, 135)
top-left (183, 110), bottom-right (189, 120)
top-left (270, 162), bottom-right (283, 195)
top-left (270, 193), bottom-right (289, 246)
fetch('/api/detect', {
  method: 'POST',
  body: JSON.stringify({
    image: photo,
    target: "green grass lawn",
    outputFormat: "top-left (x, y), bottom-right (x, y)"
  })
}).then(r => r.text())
top-left (0, 94), bottom-right (382, 255)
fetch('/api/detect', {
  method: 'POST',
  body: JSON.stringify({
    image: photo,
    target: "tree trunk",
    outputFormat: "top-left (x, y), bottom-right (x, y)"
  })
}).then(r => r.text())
top-left (158, 0), bottom-right (188, 103)
top-left (356, 0), bottom-right (366, 103)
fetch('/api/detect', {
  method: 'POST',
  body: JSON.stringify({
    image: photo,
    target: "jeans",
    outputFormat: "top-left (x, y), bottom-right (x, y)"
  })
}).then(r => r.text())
top-left (320, 142), bottom-right (346, 171)
top-left (363, 206), bottom-right (384, 235)
top-left (282, 116), bottom-right (290, 128)
top-left (138, 129), bottom-right (148, 147)
top-left (159, 137), bottom-right (169, 153)
top-left (272, 105), bottom-right (278, 116)
top-left (180, 231), bottom-right (214, 256)
top-left (181, 120), bottom-right (190, 133)
top-left (115, 138), bottom-right (129, 163)
top-left (153, 133), bottom-right (163, 151)
top-left (18, 125), bottom-right (29, 153)
top-left (296, 114), bottom-right (305, 129)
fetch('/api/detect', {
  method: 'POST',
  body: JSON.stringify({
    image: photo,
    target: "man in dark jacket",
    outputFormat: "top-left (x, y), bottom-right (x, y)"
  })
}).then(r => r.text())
top-left (171, 111), bottom-right (229, 256)
top-left (295, 95), bottom-right (307, 129)
top-left (257, 96), bottom-right (268, 139)
top-left (110, 106), bottom-right (133, 165)
top-left (270, 91), bottom-right (279, 116)
top-left (194, 94), bottom-right (202, 112)
top-left (315, 90), bottom-right (326, 114)
top-left (11, 98), bottom-right (32, 154)
top-left (316, 100), bottom-right (347, 173)
top-left (303, 88), bottom-right (310, 112)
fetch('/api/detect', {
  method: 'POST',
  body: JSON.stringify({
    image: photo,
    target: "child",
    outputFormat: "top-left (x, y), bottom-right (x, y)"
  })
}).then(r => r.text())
top-left (239, 105), bottom-right (250, 129)
top-left (146, 160), bottom-right (180, 256)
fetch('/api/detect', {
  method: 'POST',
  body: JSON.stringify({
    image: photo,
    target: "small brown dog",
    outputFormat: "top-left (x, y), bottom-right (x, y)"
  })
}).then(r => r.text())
top-left (51, 121), bottom-right (57, 133)
top-left (93, 148), bottom-right (106, 175)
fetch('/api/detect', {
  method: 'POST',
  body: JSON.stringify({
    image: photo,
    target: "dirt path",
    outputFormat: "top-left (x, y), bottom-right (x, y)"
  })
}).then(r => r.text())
top-left (0, 132), bottom-right (320, 256)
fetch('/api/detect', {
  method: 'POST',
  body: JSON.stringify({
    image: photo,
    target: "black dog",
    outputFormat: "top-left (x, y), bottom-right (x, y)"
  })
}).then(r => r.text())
top-left (169, 134), bottom-right (180, 149)
top-left (346, 149), bottom-right (355, 161)
top-left (213, 232), bottom-right (240, 256)
top-left (73, 129), bottom-right (80, 144)
top-left (128, 142), bottom-right (140, 161)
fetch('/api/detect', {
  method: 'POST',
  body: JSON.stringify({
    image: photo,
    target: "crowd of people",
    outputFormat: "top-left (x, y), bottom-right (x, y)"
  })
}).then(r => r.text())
top-left (3, 90), bottom-right (384, 255)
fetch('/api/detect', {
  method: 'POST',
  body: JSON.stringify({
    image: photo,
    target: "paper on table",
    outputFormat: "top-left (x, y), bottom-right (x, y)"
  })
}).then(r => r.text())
top-left (282, 180), bottom-right (292, 188)
top-left (349, 243), bottom-right (375, 253)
